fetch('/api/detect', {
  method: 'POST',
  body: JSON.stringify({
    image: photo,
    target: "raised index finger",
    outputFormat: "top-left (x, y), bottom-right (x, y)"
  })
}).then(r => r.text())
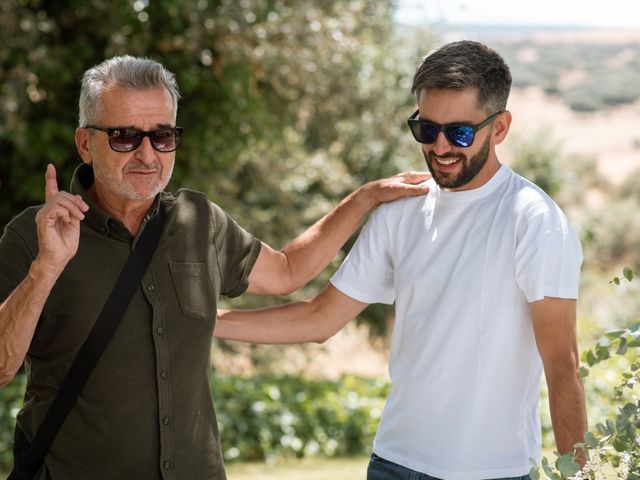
top-left (45, 163), bottom-right (59, 201)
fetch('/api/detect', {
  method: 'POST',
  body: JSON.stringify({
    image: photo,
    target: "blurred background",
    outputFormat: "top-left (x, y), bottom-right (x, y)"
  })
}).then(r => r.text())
top-left (1, 1), bottom-right (639, 477)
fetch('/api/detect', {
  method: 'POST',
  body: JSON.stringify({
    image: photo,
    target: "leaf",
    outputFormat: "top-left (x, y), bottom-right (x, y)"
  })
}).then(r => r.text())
top-left (610, 276), bottom-right (620, 285)
top-left (605, 329), bottom-right (627, 340)
top-left (541, 457), bottom-right (560, 480)
top-left (585, 350), bottom-right (598, 367)
top-left (616, 337), bottom-right (628, 355)
top-left (584, 431), bottom-right (599, 448)
top-left (623, 266), bottom-right (634, 281)
top-left (579, 366), bottom-right (589, 378)
top-left (529, 458), bottom-right (541, 480)
top-left (556, 453), bottom-right (580, 477)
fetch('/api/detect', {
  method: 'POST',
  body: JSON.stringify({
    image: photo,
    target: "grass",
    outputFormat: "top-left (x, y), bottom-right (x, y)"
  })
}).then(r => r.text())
top-left (225, 455), bottom-right (370, 480)
top-left (0, 450), bottom-right (572, 480)
top-left (0, 460), bottom-right (368, 480)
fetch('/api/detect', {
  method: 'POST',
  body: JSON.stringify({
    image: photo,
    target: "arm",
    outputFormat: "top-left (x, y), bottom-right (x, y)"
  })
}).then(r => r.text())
top-left (0, 165), bottom-right (88, 387)
top-left (246, 171), bottom-right (429, 295)
top-left (215, 284), bottom-right (368, 344)
top-left (530, 297), bottom-right (588, 467)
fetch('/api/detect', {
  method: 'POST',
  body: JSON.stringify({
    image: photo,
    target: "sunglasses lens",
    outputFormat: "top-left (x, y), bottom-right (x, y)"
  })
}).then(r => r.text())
top-left (150, 129), bottom-right (178, 152)
top-left (109, 129), bottom-right (142, 152)
top-left (445, 125), bottom-right (475, 147)
top-left (410, 121), bottom-right (438, 144)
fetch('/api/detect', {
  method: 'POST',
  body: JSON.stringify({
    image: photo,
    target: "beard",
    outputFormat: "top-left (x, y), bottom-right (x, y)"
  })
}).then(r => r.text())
top-left (423, 134), bottom-right (491, 189)
top-left (92, 158), bottom-right (173, 201)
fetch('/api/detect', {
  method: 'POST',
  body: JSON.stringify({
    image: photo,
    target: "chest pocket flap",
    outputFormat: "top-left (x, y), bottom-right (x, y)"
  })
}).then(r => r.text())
top-left (169, 262), bottom-right (212, 320)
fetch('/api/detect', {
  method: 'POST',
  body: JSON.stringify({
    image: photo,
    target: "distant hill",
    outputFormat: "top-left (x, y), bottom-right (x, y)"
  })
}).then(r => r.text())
top-left (402, 25), bottom-right (640, 112)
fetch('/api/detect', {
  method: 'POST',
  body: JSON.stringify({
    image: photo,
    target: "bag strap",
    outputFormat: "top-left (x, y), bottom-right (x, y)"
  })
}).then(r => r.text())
top-left (9, 209), bottom-right (164, 480)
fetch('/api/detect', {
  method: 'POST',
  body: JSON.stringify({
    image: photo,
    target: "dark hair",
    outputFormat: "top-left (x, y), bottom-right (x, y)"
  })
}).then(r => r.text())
top-left (411, 41), bottom-right (511, 113)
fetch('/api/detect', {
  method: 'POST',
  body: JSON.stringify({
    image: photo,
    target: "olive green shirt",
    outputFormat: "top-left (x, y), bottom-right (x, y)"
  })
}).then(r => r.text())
top-left (0, 164), bottom-right (261, 479)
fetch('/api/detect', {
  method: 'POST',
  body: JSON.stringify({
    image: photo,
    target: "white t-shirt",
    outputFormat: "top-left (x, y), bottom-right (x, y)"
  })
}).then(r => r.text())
top-left (331, 165), bottom-right (582, 480)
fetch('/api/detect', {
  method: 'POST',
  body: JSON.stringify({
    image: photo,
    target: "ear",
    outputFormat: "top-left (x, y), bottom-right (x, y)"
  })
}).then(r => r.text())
top-left (75, 127), bottom-right (93, 165)
top-left (492, 110), bottom-right (512, 146)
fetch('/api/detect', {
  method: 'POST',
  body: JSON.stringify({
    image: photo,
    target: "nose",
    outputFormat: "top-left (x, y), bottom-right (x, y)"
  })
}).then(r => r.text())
top-left (135, 136), bottom-right (157, 164)
top-left (430, 130), bottom-right (453, 156)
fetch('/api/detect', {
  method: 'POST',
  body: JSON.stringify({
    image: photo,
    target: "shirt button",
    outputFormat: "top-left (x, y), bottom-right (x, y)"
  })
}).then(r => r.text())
top-left (163, 460), bottom-right (170, 470)
top-left (160, 370), bottom-right (167, 379)
top-left (147, 284), bottom-right (155, 292)
top-left (163, 416), bottom-right (170, 425)
top-left (156, 327), bottom-right (164, 335)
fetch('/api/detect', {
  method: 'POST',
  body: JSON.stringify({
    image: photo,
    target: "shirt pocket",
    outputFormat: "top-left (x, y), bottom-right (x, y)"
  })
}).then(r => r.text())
top-left (169, 262), bottom-right (212, 320)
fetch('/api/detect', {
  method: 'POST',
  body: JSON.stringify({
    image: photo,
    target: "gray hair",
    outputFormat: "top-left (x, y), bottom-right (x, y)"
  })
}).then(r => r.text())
top-left (78, 55), bottom-right (180, 126)
top-left (411, 41), bottom-right (511, 113)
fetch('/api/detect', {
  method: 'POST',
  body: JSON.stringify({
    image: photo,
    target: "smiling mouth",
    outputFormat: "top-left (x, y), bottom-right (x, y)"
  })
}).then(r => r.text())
top-left (434, 157), bottom-right (460, 166)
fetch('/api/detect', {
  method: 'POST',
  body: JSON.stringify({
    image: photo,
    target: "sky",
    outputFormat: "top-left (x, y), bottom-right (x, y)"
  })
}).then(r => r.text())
top-left (394, 0), bottom-right (640, 28)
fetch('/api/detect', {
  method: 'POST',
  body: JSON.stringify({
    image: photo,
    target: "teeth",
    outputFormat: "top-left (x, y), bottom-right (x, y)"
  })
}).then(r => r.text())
top-left (436, 157), bottom-right (459, 165)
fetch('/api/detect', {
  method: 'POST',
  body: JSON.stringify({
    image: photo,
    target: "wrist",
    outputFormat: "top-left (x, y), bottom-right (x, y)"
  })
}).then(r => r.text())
top-left (351, 183), bottom-right (378, 212)
top-left (30, 256), bottom-right (66, 285)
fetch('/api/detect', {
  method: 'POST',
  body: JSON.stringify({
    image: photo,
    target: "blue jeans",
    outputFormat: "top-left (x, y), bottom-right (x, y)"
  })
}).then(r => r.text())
top-left (367, 453), bottom-right (531, 480)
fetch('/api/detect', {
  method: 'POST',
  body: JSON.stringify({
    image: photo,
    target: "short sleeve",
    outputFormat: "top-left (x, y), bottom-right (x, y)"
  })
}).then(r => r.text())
top-left (515, 202), bottom-right (582, 303)
top-left (0, 209), bottom-right (39, 303)
top-left (209, 202), bottom-right (261, 298)
top-left (330, 208), bottom-right (395, 305)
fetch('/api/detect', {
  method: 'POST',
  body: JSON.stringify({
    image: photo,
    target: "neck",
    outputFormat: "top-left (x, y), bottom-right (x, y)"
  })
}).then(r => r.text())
top-left (88, 184), bottom-right (155, 236)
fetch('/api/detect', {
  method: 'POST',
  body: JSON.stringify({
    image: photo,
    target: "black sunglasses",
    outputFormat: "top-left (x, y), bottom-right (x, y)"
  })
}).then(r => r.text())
top-left (85, 126), bottom-right (184, 153)
top-left (407, 110), bottom-right (502, 148)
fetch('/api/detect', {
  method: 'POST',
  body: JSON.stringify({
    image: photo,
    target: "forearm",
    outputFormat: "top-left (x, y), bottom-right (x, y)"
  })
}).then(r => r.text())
top-left (247, 172), bottom-right (429, 295)
top-left (279, 187), bottom-right (374, 292)
top-left (0, 258), bottom-right (61, 386)
top-left (216, 285), bottom-right (365, 344)
top-left (548, 373), bottom-right (588, 466)
top-left (215, 300), bottom-right (331, 344)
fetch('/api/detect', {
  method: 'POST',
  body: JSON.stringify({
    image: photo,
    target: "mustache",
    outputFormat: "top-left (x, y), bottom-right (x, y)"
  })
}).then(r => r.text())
top-left (123, 160), bottom-right (161, 172)
top-left (427, 151), bottom-right (465, 161)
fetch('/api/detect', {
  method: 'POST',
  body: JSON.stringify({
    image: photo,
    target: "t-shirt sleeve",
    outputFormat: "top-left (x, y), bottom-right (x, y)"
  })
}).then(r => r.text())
top-left (0, 210), bottom-right (39, 303)
top-left (330, 207), bottom-right (395, 305)
top-left (209, 202), bottom-right (262, 298)
top-left (515, 201), bottom-right (582, 303)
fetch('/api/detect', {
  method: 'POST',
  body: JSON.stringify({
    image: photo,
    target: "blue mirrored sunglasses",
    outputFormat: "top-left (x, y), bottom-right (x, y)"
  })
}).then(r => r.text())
top-left (407, 110), bottom-right (502, 148)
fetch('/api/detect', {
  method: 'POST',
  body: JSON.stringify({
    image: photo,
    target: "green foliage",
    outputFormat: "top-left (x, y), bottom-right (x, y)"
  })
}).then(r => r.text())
top-left (213, 374), bottom-right (388, 462)
top-left (0, 1), bottom-right (429, 333)
top-left (582, 196), bottom-right (640, 272)
top-left (508, 131), bottom-right (603, 210)
top-left (0, 372), bottom-right (386, 472)
top-left (531, 269), bottom-right (640, 479)
top-left (0, 0), bottom-right (424, 234)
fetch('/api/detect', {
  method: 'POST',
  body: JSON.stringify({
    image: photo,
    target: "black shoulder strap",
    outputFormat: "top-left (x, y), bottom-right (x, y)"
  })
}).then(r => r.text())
top-left (9, 210), bottom-right (164, 480)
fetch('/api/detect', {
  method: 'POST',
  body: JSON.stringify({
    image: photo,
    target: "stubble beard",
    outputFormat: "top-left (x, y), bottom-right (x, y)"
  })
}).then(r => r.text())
top-left (423, 134), bottom-right (491, 190)
top-left (92, 158), bottom-right (174, 201)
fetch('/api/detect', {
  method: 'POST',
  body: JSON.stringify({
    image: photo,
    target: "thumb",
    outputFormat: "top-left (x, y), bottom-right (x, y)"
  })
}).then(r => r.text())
top-left (45, 164), bottom-right (59, 201)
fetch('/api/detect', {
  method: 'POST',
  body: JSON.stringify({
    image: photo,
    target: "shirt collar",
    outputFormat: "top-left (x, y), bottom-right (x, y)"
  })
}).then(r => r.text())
top-left (70, 163), bottom-right (161, 240)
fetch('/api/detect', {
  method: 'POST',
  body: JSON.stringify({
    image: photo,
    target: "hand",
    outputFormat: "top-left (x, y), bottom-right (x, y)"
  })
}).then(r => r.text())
top-left (358, 171), bottom-right (430, 208)
top-left (34, 164), bottom-right (89, 274)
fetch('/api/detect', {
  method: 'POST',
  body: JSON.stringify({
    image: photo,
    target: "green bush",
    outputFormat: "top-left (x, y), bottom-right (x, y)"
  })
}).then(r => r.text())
top-left (531, 269), bottom-right (640, 479)
top-left (0, 373), bottom-right (387, 472)
top-left (213, 374), bottom-right (388, 462)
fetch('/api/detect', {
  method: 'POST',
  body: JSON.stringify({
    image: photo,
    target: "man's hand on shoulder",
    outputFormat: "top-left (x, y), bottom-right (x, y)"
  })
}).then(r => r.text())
top-left (356, 171), bottom-right (430, 209)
